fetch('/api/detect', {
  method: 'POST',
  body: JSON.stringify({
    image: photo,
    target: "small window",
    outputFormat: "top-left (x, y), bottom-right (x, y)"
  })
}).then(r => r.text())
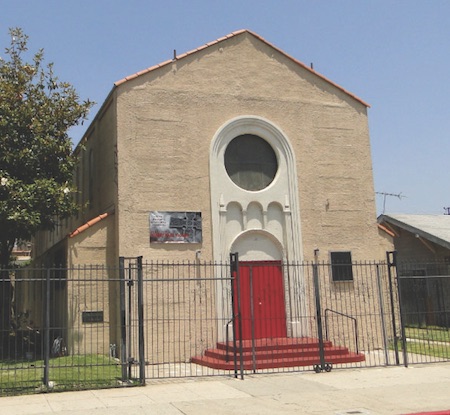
top-left (330, 251), bottom-right (353, 282)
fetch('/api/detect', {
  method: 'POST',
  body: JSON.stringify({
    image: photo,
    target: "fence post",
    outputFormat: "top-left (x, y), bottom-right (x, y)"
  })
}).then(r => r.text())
top-left (230, 252), bottom-right (244, 380)
top-left (137, 256), bottom-right (146, 384)
top-left (386, 251), bottom-right (401, 366)
top-left (119, 257), bottom-right (127, 381)
top-left (313, 249), bottom-right (329, 373)
top-left (376, 264), bottom-right (390, 366)
top-left (393, 261), bottom-right (408, 368)
top-left (127, 263), bottom-right (134, 380)
top-left (43, 268), bottom-right (51, 387)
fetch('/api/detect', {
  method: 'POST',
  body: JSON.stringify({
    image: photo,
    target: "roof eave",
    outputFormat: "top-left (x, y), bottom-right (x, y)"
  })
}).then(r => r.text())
top-left (378, 215), bottom-right (450, 251)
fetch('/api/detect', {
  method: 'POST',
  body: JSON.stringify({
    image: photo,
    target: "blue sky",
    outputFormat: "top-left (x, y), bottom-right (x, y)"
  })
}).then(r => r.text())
top-left (1, 0), bottom-right (449, 215)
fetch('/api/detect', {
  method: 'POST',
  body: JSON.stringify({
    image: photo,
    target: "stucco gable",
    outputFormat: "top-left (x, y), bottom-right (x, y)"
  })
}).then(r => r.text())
top-left (114, 29), bottom-right (369, 108)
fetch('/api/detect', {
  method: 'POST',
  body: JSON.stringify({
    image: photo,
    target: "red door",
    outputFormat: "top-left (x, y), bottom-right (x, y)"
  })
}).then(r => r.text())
top-left (234, 261), bottom-right (287, 340)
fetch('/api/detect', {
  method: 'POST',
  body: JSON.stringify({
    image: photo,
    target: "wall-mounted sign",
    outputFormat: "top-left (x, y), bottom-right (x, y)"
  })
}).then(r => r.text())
top-left (150, 211), bottom-right (202, 243)
top-left (82, 311), bottom-right (104, 323)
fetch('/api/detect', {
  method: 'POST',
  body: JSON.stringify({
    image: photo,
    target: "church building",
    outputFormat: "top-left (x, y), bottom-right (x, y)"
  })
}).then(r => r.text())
top-left (34, 29), bottom-right (385, 267)
top-left (29, 30), bottom-right (391, 367)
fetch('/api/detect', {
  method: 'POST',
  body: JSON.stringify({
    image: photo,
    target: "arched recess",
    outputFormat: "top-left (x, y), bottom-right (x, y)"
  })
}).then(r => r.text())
top-left (231, 230), bottom-right (282, 261)
top-left (246, 202), bottom-right (264, 230)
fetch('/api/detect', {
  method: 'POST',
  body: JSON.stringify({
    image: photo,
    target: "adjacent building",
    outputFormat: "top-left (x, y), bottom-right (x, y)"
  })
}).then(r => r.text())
top-left (378, 214), bottom-right (450, 328)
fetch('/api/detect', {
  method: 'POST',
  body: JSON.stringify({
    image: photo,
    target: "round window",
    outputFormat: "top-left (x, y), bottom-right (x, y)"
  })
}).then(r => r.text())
top-left (224, 134), bottom-right (278, 191)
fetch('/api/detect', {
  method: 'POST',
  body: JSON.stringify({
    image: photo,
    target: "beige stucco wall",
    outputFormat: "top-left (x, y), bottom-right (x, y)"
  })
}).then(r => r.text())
top-left (115, 32), bottom-right (383, 263)
top-left (65, 214), bottom-right (117, 356)
top-left (378, 227), bottom-right (395, 259)
top-left (67, 214), bottom-right (116, 267)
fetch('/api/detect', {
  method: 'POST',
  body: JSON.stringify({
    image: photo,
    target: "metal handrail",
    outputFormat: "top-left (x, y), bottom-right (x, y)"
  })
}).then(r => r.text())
top-left (324, 308), bottom-right (359, 354)
top-left (225, 317), bottom-right (234, 362)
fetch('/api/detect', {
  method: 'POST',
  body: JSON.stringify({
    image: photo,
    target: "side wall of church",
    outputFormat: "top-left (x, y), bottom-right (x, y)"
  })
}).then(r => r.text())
top-left (32, 96), bottom-right (118, 265)
top-left (26, 98), bottom-right (120, 358)
top-left (81, 99), bottom-right (118, 226)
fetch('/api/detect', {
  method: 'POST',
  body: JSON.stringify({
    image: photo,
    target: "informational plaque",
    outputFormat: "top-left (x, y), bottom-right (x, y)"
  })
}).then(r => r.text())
top-left (82, 311), bottom-right (104, 323)
top-left (150, 211), bottom-right (202, 243)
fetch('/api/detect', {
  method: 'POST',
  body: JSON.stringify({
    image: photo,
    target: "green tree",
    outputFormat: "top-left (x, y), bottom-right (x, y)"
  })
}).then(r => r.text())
top-left (0, 28), bottom-right (93, 355)
top-left (0, 28), bottom-right (93, 266)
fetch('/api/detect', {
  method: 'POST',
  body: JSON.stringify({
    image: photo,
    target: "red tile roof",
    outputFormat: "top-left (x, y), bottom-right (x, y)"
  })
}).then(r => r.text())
top-left (377, 223), bottom-right (396, 238)
top-left (114, 29), bottom-right (369, 107)
top-left (69, 212), bottom-right (111, 238)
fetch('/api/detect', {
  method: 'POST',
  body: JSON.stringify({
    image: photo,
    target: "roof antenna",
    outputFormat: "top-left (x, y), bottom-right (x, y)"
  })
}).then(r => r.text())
top-left (173, 49), bottom-right (177, 60)
top-left (310, 62), bottom-right (314, 70)
top-left (376, 191), bottom-right (405, 214)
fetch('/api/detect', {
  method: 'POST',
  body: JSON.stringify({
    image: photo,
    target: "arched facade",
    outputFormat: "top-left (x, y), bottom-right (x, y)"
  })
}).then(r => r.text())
top-left (210, 115), bottom-right (307, 339)
top-left (210, 115), bottom-right (303, 263)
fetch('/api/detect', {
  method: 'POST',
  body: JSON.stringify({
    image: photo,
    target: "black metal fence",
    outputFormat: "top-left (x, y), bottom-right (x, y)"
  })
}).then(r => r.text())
top-left (0, 266), bottom-right (123, 395)
top-left (396, 259), bottom-right (450, 365)
top-left (1, 254), bottom-right (449, 395)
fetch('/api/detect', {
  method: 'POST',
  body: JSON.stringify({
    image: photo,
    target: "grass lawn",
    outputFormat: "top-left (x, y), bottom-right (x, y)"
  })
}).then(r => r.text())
top-left (403, 326), bottom-right (450, 359)
top-left (404, 341), bottom-right (450, 359)
top-left (0, 354), bottom-right (123, 395)
top-left (405, 326), bottom-right (450, 343)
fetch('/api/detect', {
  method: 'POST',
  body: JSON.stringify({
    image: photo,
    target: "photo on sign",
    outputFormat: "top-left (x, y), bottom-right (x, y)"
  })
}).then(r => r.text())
top-left (149, 211), bottom-right (202, 243)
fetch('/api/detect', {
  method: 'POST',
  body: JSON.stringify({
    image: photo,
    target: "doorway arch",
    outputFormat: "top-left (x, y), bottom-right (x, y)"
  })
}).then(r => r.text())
top-left (231, 230), bottom-right (282, 261)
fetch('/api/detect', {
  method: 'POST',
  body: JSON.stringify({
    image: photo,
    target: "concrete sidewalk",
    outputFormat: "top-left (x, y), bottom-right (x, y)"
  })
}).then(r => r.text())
top-left (2, 364), bottom-right (450, 415)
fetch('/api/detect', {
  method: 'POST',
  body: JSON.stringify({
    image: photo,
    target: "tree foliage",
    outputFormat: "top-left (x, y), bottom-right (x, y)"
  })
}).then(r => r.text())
top-left (0, 28), bottom-right (93, 267)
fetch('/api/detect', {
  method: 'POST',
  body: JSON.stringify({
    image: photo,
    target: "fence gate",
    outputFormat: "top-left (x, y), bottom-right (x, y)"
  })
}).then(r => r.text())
top-left (119, 256), bottom-right (145, 384)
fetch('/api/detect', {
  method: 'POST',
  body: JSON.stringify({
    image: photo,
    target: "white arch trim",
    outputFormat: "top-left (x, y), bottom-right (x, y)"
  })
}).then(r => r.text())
top-left (210, 115), bottom-right (303, 263)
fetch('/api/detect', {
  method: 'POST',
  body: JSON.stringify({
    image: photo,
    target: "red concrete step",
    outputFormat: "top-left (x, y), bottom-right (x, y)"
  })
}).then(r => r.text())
top-left (216, 337), bottom-right (332, 352)
top-left (191, 351), bottom-right (365, 371)
top-left (205, 345), bottom-right (352, 361)
top-left (191, 337), bottom-right (365, 371)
